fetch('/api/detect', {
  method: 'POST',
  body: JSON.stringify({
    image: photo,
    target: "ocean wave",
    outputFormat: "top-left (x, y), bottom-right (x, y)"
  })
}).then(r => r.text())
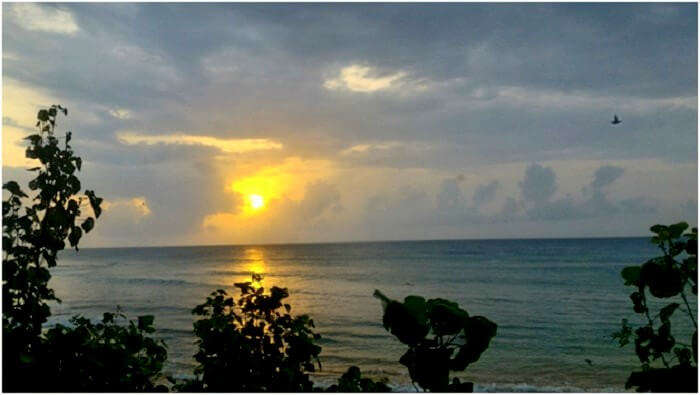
top-left (311, 379), bottom-right (621, 393)
top-left (473, 382), bottom-right (623, 392)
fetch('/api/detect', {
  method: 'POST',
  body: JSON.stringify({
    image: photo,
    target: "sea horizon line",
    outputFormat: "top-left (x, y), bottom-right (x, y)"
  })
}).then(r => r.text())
top-left (71, 234), bottom-right (654, 251)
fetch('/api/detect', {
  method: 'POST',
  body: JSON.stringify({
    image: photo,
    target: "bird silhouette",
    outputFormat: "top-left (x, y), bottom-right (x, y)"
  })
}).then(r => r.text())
top-left (611, 115), bottom-right (621, 125)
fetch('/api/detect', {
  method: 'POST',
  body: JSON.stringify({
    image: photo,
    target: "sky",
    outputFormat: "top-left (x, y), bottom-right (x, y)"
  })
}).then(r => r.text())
top-left (2, 3), bottom-right (698, 247)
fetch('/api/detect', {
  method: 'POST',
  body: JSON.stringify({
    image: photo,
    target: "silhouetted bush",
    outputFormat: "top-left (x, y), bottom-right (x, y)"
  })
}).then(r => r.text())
top-left (325, 366), bottom-right (391, 392)
top-left (38, 311), bottom-right (169, 392)
top-left (176, 274), bottom-right (322, 391)
top-left (374, 290), bottom-right (497, 392)
top-left (3, 106), bottom-right (168, 392)
top-left (613, 222), bottom-right (698, 392)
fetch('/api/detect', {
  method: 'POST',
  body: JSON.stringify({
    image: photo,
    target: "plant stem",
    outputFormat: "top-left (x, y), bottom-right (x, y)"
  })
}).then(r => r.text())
top-left (642, 292), bottom-right (670, 368)
top-left (680, 290), bottom-right (697, 329)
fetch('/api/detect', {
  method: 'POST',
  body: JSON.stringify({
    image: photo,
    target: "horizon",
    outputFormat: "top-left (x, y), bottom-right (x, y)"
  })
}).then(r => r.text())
top-left (68, 233), bottom-right (656, 251)
top-left (3, 3), bottom-right (697, 247)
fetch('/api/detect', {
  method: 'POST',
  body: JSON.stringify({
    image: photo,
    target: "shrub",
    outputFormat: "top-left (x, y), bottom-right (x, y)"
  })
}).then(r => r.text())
top-left (2, 106), bottom-right (168, 392)
top-left (38, 310), bottom-right (168, 392)
top-left (613, 222), bottom-right (698, 392)
top-left (374, 290), bottom-right (497, 392)
top-left (177, 274), bottom-right (322, 391)
top-left (325, 366), bottom-right (391, 392)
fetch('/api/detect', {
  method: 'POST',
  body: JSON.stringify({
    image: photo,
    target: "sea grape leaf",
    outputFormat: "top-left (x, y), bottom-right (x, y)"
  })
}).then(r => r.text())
top-left (451, 316), bottom-right (497, 370)
top-left (138, 315), bottom-right (155, 332)
top-left (640, 259), bottom-right (683, 298)
top-left (403, 295), bottom-right (427, 326)
top-left (3, 181), bottom-right (28, 198)
top-left (382, 300), bottom-right (429, 346)
top-left (669, 222), bottom-right (689, 239)
top-left (81, 217), bottom-right (95, 233)
top-left (427, 298), bottom-right (469, 336)
top-left (621, 266), bottom-right (641, 287)
top-left (400, 346), bottom-right (451, 391)
top-left (659, 303), bottom-right (679, 324)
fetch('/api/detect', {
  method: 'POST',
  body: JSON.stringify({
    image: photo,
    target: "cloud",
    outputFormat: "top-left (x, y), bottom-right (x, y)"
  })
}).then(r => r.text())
top-left (338, 141), bottom-right (436, 169)
top-left (473, 180), bottom-right (500, 207)
top-left (590, 165), bottom-right (624, 190)
top-left (201, 180), bottom-right (344, 244)
top-left (298, 181), bottom-right (342, 219)
top-left (2, 4), bottom-right (696, 245)
top-left (9, 4), bottom-right (79, 34)
top-left (340, 141), bottom-right (405, 155)
top-left (516, 164), bottom-right (655, 222)
top-left (519, 163), bottom-right (557, 206)
top-left (86, 197), bottom-right (153, 244)
top-left (117, 132), bottom-right (283, 154)
top-left (108, 109), bottom-right (132, 120)
top-left (493, 86), bottom-right (697, 112)
top-left (103, 197), bottom-right (152, 217)
top-left (437, 177), bottom-right (465, 211)
top-left (324, 64), bottom-right (407, 93)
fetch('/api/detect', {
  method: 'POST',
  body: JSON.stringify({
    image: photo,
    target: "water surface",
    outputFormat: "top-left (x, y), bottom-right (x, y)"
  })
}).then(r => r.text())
top-left (49, 238), bottom-right (691, 391)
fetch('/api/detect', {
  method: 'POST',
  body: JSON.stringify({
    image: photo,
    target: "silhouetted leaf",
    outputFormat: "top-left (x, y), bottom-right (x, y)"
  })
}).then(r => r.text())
top-left (85, 190), bottom-right (103, 218)
top-left (81, 217), bottom-right (95, 233)
top-left (621, 266), bottom-right (641, 286)
top-left (68, 226), bottom-right (82, 248)
top-left (659, 303), bottom-right (679, 324)
top-left (669, 222), bottom-right (689, 239)
top-left (3, 181), bottom-right (28, 198)
top-left (37, 109), bottom-right (49, 122)
top-left (427, 298), bottom-right (468, 336)
top-left (138, 315), bottom-right (155, 331)
top-left (403, 295), bottom-right (427, 326)
top-left (382, 300), bottom-right (429, 346)
top-left (451, 316), bottom-right (497, 370)
top-left (641, 259), bottom-right (683, 298)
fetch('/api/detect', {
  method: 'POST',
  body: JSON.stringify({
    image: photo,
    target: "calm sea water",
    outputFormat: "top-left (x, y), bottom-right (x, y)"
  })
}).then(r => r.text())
top-left (47, 238), bottom-right (694, 391)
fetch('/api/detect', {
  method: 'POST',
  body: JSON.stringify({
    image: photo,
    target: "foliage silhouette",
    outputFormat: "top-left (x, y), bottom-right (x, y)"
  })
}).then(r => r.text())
top-left (612, 222), bottom-right (698, 392)
top-left (324, 366), bottom-right (391, 392)
top-left (2, 106), bottom-right (167, 391)
top-left (374, 290), bottom-right (497, 392)
top-left (176, 274), bottom-right (322, 392)
top-left (38, 310), bottom-right (169, 392)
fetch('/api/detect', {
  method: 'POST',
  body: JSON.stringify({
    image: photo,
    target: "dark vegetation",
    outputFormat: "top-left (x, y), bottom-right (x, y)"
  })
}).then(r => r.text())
top-left (373, 291), bottom-right (497, 391)
top-left (2, 105), bottom-right (697, 392)
top-left (613, 222), bottom-right (698, 392)
top-left (3, 106), bottom-right (167, 392)
top-left (175, 273), bottom-right (322, 391)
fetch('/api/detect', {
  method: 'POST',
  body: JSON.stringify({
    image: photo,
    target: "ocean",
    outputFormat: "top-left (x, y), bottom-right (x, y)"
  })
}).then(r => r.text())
top-left (47, 237), bottom-right (695, 392)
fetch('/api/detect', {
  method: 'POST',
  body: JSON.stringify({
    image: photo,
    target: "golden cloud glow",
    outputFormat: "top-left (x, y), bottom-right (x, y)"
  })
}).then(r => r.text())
top-left (2, 79), bottom-right (57, 168)
top-left (201, 157), bottom-right (337, 242)
top-left (324, 65), bottom-right (407, 93)
top-left (228, 157), bottom-right (334, 202)
top-left (117, 132), bottom-right (283, 154)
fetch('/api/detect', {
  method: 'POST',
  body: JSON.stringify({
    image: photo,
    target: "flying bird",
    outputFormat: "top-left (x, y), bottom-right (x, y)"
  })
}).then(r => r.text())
top-left (611, 115), bottom-right (621, 125)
